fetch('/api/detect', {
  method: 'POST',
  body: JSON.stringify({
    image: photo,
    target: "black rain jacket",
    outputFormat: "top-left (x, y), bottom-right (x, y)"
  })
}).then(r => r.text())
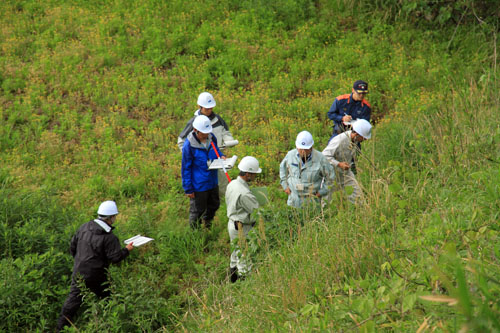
top-left (70, 220), bottom-right (129, 282)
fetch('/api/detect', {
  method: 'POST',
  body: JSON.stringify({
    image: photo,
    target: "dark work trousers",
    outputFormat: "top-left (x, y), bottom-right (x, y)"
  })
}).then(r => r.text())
top-left (56, 276), bottom-right (110, 331)
top-left (189, 186), bottom-right (220, 229)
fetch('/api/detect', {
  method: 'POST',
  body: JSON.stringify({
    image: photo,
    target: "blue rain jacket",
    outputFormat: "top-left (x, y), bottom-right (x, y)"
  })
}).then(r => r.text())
top-left (182, 132), bottom-right (224, 194)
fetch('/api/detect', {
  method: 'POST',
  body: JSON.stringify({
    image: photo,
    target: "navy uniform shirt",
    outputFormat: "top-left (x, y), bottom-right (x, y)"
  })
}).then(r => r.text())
top-left (327, 93), bottom-right (371, 139)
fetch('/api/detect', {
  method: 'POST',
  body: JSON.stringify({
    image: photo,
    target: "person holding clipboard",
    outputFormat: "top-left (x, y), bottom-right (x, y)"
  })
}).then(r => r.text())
top-left (181, 115), bottom-right (225, 229)
top-left (177, 92), bottom-right (237, 196)
top-left (326, 80), bottom-right (372, 173)
top-left (57, 201), bottom-right (134, 332)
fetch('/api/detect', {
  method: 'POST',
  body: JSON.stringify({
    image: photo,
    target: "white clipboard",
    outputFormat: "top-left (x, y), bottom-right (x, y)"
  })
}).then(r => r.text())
top-left (124, 235), bottom-right (154, 247)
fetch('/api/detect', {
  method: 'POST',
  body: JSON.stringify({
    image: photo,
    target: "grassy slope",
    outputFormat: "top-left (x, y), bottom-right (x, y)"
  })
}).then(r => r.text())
top-left (0, 0), bottom-right (498, 331)
top-left (190, 82), bottom-right (500, 331)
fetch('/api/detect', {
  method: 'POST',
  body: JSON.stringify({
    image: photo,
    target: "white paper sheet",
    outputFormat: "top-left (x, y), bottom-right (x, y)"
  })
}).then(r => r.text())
top-left (124, 235), bottom-right (154, 247)
top-left (221, 139), bottom-right (239, 148)
top-left (208, 155), bottom-right (238, 170)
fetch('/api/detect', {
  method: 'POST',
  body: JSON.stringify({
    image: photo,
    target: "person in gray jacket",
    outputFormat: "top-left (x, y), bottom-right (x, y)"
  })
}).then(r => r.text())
top-left (322, 119), bottom-right (372, 204)
top-left (57, 201), bottom-right (133, 332)
top-left (178, 92), bottom-right (235, 196)
top-left (280, 131), bottom-right (335, 208)
top-left (226, 156), bottom-right (262, 282)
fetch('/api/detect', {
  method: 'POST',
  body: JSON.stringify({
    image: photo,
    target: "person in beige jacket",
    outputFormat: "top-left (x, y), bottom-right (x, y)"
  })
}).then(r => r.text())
top-left (322, 119), bottom-right (372, 204)
top-left (226, 156), bottom-right (262, 282)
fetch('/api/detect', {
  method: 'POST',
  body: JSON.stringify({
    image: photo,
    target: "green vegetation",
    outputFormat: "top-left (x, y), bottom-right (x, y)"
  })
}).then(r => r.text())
top-left (1, 0), bottom-right (498, 331)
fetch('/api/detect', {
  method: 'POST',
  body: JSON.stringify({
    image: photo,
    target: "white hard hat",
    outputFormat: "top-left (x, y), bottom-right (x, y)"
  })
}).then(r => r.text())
top-left (238, 156), bottom-right (262, 174)
top-left (295, 131), bottom-right (314, 149)
top-left (97, 201), bottom-right (119, 216)
top-left (352, 119), bottom-right (372, 139)
top-left (193, 115), bottom-right (213, 134)
top-left (197, 92), bottom-right (216, 108)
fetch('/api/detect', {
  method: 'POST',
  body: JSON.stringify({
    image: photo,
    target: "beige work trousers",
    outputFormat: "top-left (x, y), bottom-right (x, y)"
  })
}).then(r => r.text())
top-left (228, 220), bottom-right (253, 275)
top-left (335, 169), bottom-right (361, 204)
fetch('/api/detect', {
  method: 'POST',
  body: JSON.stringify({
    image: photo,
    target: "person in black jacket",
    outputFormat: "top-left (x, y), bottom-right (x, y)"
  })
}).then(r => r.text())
top-left (56, 201), bottom-right (134, 332)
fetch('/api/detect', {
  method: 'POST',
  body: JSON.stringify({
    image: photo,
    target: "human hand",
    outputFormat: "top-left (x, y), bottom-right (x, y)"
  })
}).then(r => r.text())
top-left (126, 242), bottom-right (134, 251)
top-left (221, 156), bottom-right (227, 160)
top-left (342, 115), bottom-right (352, 122)
top-left (284, 188), bottom-right (291, 195)
top-left (338, 162), bottom-right (350, 170)
top-left (186, 193), bottom-right (195, 199)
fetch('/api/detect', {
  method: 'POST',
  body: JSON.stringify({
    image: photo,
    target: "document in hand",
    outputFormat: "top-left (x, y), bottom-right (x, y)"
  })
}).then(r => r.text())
top-left (251, 187), bottom-right (269, 206)
top-left (124, 235), bottom-right (154, 247)
top-left (221, 139), bottom-right (239, 148)
top-left (208, 155), bottom-right (238, 170)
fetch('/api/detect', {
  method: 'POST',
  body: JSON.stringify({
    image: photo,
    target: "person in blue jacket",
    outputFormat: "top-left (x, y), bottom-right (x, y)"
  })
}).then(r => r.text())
top-left (327, 80), bottom-right (371, 142)
top-left (182, 115), bottom-right (225, 229)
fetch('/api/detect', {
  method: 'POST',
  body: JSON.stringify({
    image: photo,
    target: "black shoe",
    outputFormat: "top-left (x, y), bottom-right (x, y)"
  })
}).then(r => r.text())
top-left (229, 267), bottom-right (238, 283)
top-left (189, 220), bottom-right (201, 229)
top-left (203, 219), bottom-right (212, 229)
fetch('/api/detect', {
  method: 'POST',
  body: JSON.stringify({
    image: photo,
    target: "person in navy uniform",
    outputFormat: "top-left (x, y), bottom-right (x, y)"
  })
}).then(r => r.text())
top-left (327, 80), bottom-right (371, 142)
top-left (327, 80), bottom-right (372, 173)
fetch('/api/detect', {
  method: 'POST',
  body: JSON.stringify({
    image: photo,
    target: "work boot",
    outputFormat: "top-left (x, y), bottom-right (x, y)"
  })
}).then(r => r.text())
top-left (189, 219), bottom-right (201, 230)
top-left (203, 219), bottom-right (212, 229)
top-left (229, 267), bottom-right (238, 283)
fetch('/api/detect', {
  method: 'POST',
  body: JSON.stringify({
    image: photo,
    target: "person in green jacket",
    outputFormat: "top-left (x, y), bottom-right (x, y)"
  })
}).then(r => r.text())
top-left (280, 131), bottom-right (335, 208)
top-left (226, 156), bottom-right (262, 283)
